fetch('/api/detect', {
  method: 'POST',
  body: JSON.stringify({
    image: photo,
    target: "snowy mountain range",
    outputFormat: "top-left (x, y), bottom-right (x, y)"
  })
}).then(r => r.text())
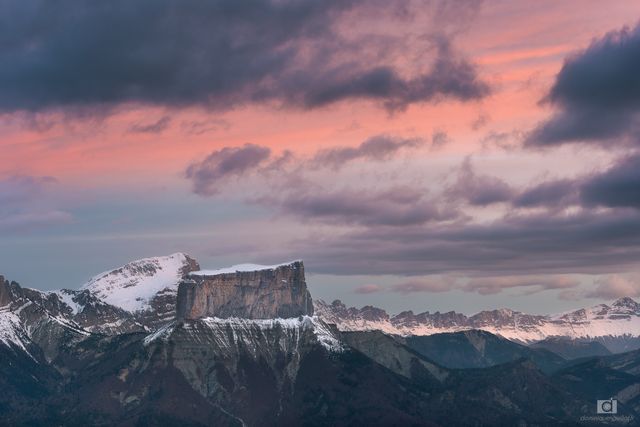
top-left (3, 252), bottom-right (640, 425)
top-left (0, 253), bottom-right (330, 358)
top-left (1, 252), bottom-right (639, 354)
top-left (2, 252), bottom-right (640, 353)
top-left (315, 298), bottom-right (640, 352)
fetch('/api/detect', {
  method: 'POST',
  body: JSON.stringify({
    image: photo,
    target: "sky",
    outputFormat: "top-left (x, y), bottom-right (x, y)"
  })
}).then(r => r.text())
top-left (2, 0), bottom-right (640, 315)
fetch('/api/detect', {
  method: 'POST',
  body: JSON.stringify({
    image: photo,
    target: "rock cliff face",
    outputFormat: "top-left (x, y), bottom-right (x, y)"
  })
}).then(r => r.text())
top-left (176, 261), bottom-right (313, 320)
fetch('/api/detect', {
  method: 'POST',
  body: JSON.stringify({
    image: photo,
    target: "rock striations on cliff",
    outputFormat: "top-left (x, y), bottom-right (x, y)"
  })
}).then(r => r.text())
top-left (176, 261), bottom-right (314, 320)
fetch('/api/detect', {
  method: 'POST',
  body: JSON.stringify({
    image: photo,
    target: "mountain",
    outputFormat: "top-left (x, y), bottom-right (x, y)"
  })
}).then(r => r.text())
top-left (340, 330), bottom-right (449, 383)
top-left (402, 329), bottom-right (566, 373)
top-left (0, 253), bottom-right (199, 342)
top-left (177, 260), bottom-right (313, 320)
top-left (337, 330), bottom-right (589, 426)
top-left (3, 254), bottom-right (640, 425)
top-left (81, 253), bottom-right (199, 312)
top-left (315, 298), bottom-right (640, 353)
top-left (553, 348), bottom-right (640, 416)
top-left (78, 252), bottom-right (200, 331)
top-left (531, 336), bottom-right (612, 359)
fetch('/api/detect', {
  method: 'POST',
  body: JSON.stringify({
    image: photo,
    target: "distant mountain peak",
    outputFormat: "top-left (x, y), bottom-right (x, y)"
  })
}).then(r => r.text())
top-left (612, 296), bottom-right (640, 310)
top-left (81, 253), bottom-right (200, 312)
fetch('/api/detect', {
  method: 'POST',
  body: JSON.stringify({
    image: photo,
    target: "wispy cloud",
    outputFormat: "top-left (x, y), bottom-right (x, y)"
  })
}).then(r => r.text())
top-left (353, 284), bottom-right (383, 294)
top-left (313, 135), bottom-right (425, 169)
top-left (128, 116), bottom-right (171, 134)
top-left (185, 144), bottom-right (272, 196)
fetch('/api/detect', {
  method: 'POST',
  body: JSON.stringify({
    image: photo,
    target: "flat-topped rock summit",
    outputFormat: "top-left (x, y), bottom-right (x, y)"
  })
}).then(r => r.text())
top-left (176, 260), bottom-right (314, 320)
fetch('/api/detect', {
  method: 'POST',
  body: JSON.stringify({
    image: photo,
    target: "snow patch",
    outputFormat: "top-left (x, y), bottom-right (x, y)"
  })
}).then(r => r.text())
top-left (191, 260), bottom-right (301, 277)
top-left (0, 309), bottom-right (32, 355)
top-left (144, 315), bottom-right (342, 352)
top-left (143, 322), bottom-right (175, 345)
top-left (197, 316), bottom-right (343, 352)
top-left (50, 289), bottom-right (83, 315)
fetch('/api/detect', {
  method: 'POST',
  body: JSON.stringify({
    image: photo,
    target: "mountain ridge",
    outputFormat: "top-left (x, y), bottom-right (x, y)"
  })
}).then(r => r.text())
top-left (3, 253), bottom-right (640, 352)
top-left (2, 254), bottom-right (640, 425)
top-left (315, 297), bottom-right (640, 352)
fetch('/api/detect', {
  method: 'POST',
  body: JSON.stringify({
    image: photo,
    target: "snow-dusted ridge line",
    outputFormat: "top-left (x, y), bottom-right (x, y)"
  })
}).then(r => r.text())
top-left (144, 315), bottom-right (343, 352)
top-left (315, 297), bottom-right (640, 343)
top-left (190, 260), bottom-right (302, 276)
top-left (195, 315), bottom-right (342, 353)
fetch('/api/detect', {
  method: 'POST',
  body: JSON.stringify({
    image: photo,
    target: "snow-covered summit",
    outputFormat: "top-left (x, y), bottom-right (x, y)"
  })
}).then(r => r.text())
top-left (611, 296), bottom-right (640, 313)
top-left (81, 252), bottom-right (200, 312)
top-left (552, 297), bottom-right (640, 321)
top-left (190, 260), bottom-right (301, 277)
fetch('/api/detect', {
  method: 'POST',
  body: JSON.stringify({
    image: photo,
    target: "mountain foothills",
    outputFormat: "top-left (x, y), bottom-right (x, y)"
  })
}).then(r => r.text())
top-left (1, 253), bottom-right (640, 425)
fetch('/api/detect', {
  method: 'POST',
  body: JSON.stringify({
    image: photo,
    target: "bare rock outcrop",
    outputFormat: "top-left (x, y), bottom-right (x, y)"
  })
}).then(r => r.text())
top-left (176, 261), bottom-right (313, 320)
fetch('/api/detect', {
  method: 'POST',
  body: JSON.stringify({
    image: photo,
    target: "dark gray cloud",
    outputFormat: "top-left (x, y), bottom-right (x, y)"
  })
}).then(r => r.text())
top-left (128, 116), bottom-right (171, 134)
top-left (483, 153), bottom-right (640, 210)
top-left (581, 153), bottom-right (640, 208)
top-left (0, 0), bottom-right (489, 115)
top-left (512, 153), bottom-right (640, 211)
top-left (448, 159), bottom-right (514, 206)
top-left (298, 38), bottom-right (490, 111)
top-left (185, 144), bottom-right (271, 196)
top-left (265, 186), bottom-right (459, 227)
top-left (282, 209), bottom-right (640, 277)
top-left (527, 23), bottom-right (640, 146)
top-left (313, 135), bottom-right (424, 169)
top-left (514, 179), bottom-right (579, 208)
top-left (443, 153), bottom-right (640, 211)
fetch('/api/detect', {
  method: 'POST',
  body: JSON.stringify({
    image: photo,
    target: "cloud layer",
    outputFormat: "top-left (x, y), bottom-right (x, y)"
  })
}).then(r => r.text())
top-left (286, 209), bottom-right (640, 277)
top-left (528, 23), bottom-right (640, 146)
top-left (0, 0), bottom-right (489, 114)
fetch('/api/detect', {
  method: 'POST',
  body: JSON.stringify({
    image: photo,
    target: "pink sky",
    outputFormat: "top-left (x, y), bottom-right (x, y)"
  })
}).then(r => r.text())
top-left (2, 1), bottom-right (640, 314)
